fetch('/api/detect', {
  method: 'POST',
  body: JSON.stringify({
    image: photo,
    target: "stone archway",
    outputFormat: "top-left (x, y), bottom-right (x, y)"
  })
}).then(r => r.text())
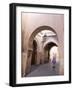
top-left (43, 38), bottom-right (58, 48)
top-left (28, 25), bottom-right (58, 49)
top-left (44, 42), bottom-right (58, 63)
top-left (25, 25), bottom-right (58, 75)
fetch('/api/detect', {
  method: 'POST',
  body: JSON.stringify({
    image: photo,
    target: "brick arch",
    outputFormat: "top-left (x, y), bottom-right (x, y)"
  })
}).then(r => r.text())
top-left (44, 42), bottom-right (58, 49)
top-left (43, 39), bottom-right (58, 48)
top-left (28, 25), bottom-right (58, 49)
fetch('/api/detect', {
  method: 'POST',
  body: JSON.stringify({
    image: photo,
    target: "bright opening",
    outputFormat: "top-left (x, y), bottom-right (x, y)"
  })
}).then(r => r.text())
top-left (50, 46), bottom-right (59, 62)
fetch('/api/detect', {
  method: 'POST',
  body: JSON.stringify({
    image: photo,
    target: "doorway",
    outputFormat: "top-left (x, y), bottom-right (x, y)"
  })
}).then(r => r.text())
top-left (31, 40), bottom-right (37, 65)
top-left (44, 42), bottom-right (58, 63)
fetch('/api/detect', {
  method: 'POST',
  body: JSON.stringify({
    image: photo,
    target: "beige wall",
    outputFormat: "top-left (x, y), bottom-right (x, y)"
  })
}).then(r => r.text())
top-left (21, 13), bottom-right (64, 76)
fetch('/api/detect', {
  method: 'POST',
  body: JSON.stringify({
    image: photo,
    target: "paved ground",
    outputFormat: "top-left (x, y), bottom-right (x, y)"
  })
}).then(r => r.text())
top-left (26, 61), bottom-right (61, 77)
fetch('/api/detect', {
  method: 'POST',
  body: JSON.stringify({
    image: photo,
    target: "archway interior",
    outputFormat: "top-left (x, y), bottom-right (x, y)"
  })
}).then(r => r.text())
top-left (44, 42), bottom-right (58, 63)
top-left (28, 26), bottom-right (58, 49)
top-left (31, 40), bottom-right (37, 65)
top-left (30, 29), bottom-right (58, 65)
top-left (27, 26), bottom-right (59, 75)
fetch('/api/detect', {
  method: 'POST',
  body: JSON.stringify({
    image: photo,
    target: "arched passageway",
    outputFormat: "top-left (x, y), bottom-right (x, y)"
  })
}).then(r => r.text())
top-left (44, 42), bottom-right (58, 63)
top-left (25, 25), bottom-right (59, 75)
top-left (28, 25), bottom-right (58, 49)
top-left (44, 42), bottom-right (58, 62)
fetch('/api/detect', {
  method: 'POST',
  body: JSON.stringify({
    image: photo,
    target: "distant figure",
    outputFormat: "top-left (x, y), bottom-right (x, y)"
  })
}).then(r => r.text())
top-left (52, 53), bottom-right (56, 69)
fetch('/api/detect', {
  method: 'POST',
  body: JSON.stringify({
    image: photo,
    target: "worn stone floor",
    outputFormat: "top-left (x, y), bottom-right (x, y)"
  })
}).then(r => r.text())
top-left (26, 61), bottom-right (62, 77)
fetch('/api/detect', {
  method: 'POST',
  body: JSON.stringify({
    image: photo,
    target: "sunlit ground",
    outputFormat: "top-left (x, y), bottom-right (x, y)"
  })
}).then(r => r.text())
top-left (25, 46), bottom-right (64, 77)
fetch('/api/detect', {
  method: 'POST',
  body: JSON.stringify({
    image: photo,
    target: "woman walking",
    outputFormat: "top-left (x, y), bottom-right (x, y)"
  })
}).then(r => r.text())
top-left (52, 53), bottom-right (56, 69)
